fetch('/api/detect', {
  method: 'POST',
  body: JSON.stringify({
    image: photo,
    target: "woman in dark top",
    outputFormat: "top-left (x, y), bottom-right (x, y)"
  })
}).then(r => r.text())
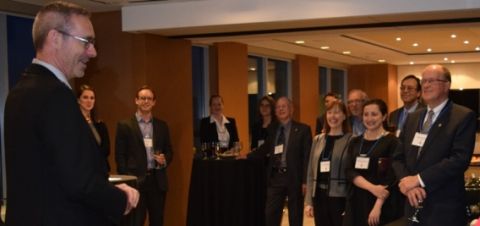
top-left (77, 84), bottom-right (111, 173)
top-left (305, 100), bottom-right (352, 226)
top-left (343, 99), bottom-right (403, 226)
top-left (251, 95), bottom-right (276, 151)
top-left (199, 95), bottom-right (239, 149)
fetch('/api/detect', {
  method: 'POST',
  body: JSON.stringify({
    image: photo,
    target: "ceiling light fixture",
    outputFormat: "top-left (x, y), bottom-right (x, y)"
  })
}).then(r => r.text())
top-left (476, 46), bottom-right (480, 51)
top-left (249, 67), bottom-right (256, 71)
top-left (463, 40), bottom-right (469, 44)
top-left (412, 43), bottom-right (419, 47)
top-left (320, 46), bottom-right (330, 50)
top-left (451, 60), bottom-right (456, 63)
top-left (378, 59), bottom-right (386, 63)
top-left (444, 57), bottom-right (449, 61)
top-left (342, 51), bottom-right (351, 55)
top-left (451, 34), bottom-right (457, 38)
top-left (396, 37), bottom-right (402, 41)
top-left (295, 40), bottom-right (305, 44)
top-left (427, 48), bottom-right (432, 52)
top-left (409, 61), bottom-right (414, 65)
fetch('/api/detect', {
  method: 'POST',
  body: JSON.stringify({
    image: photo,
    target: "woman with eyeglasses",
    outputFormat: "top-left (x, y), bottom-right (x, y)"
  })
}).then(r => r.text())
top-left (250, 95), bottom-right (276, 151)
top-left (343, 99), bottom-right (403, 226)
top-left (305, 100), bottom-right (352, 226)
top-left (199, 95), bottom-right (239, 150)
top-left (77, 84), bottom-right (111, 173)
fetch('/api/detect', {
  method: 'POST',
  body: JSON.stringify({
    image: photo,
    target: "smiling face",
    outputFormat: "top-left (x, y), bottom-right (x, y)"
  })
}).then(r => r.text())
top-left (259, 99), bottom-right (272, 117)
top-left (135, 89), bottom-right (156, 114)
top-left (400, 78), bottom-right (421, 105)
top-left (78, 89), bottom-right (95, 112)
top-left (56, 14), bottom-right (97, 79)
top-left (275, 97), bottom-right (293, 123)
top-left (421, 65), bottom-right (451, 108)
top-left (326, 104), bottom-right (346, 130)
top-left (210, 96), bottom-right (224, 116)
top-left (348, 90), bottom-right (366, 117)
top-left (362, 103), bottom-right (387, 132)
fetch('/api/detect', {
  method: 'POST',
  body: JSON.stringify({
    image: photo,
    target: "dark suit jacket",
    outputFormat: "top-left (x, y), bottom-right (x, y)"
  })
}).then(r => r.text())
top-left (93, 121), bottom-right (111, 172)
top-left (115, 116), bottom-right (173, 191)
top-left (392, 101), bottom-right (476, 226)
top-left (199, 116), bottom-right (239, 148)
top-left (388, 102), bottom-right (425, 131)
top-left (249, 120), bottom-right (312, 187)
top-left (4, 64), bottom-right (126, 226)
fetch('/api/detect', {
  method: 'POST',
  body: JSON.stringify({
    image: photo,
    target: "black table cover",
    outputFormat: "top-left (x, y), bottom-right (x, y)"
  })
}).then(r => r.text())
top-left (187, 159), bottom-right (266, 226)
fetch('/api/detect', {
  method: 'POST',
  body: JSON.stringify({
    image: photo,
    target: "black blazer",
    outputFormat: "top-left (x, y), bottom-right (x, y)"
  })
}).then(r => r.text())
top-left (4, 64), bottom-right (126, 226)
top-left (199, 116), bottom-right (239, 148)
top-left (249, 120), bottom-right (312, 187)
top-left (115, 116), bottom-right (173, 191)
top-left (93, 121), bottom-right (111, 172)
top-left (387, 102), bottom-right (425, 131)
top-left (392, 101), bottom-right (476, 226)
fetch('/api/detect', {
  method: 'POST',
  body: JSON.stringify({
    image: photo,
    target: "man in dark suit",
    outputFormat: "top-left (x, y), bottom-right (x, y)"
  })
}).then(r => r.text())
top-left (4, 2), bottom-right (139, 225)
top-left (388, 75), bottom-right (425, 136)
top-left (115, 86), bottom-right (173, 226)
top-left (248, 97), bottom-right (312, 226)
top-left (393, 64), bottom-right (476, 226)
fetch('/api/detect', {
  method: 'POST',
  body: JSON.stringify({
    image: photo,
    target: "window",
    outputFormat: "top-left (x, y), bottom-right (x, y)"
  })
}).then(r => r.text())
top-left (192, 46), bottom-right (209, 147)
top-left (318, 66), bottom-right (347, 114)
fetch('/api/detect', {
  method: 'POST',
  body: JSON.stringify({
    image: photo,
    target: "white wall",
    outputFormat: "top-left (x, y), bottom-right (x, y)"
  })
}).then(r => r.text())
top-left (396, 63), bottom-right (480, 108)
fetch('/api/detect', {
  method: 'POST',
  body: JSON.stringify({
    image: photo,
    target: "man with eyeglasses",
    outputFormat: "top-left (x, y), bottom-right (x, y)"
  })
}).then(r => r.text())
top-left (347, 89), bottom-right (368, 136)
top-left (388, 75), bottom-right (425, 137)
top-left (115, 86), bottom-right (173, 226)
top-left (393, 64), bottom-right (476, 226)
top-left (4, 1), bottom-right (139, 225)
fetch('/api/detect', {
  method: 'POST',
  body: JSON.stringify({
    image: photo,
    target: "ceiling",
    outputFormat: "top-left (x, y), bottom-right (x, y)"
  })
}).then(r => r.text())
top-left (12, 0), bottom-right (480, 67)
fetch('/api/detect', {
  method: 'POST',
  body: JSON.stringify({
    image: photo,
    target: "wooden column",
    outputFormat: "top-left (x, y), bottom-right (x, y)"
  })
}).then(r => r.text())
top-left (211, 42), bottom-right (249, 151)
top-left (80, 11), bottom-right (193, 226)
top-left (292, 54), bottom-right (319, 135)
top-left (348, 64), bottom-right (398, 113)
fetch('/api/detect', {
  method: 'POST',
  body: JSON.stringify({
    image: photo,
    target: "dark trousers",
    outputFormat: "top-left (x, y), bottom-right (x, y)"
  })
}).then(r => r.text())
top-left (313, 190), bottom-right (345, 226)
top-left (265, 172), bottom-right (303, 226)
top-left (135, 174), bottom-right (166, 226)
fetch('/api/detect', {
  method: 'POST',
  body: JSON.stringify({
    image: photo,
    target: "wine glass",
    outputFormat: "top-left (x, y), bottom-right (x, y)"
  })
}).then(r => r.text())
top-left (408, 200), bottom-right (423, 223)
top-left (233, 141), bottom-right (243, 156)
top-left (201, 142), bottom-right (209, 160)
top-left (214, 142), bottom-right (221, 160)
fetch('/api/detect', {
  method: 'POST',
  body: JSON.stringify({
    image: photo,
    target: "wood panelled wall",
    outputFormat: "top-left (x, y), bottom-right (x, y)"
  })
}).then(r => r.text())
top-left (77, 11), bottom-right (193, 226)
top-left (292, 55), bottom-right (319, 135)
top-left (211, 42), bottom-right (249, 150)
top-left (348, 64), bottom-right (398, 113)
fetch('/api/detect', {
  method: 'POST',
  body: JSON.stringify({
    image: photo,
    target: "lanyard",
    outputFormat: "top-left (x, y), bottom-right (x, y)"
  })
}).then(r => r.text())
top-left (359, 135), bottom-right (382, 156)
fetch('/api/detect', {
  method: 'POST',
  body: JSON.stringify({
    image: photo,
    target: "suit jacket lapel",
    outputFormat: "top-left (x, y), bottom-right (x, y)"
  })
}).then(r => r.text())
top-left (130, 116), bottom-right (147, 154)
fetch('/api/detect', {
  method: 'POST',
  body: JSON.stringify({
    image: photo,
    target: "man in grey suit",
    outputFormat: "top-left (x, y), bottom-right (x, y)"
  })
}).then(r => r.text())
top-left (388, 75), bottom-right (425, 137)
top-left (4, 2), bottom-right (138, 225)
top-left (115, 86), bottom-right (173, 226)
top-left (393, 64), bottom-right (476, 226)
top-left (247, 97), bottom-right (312, 226)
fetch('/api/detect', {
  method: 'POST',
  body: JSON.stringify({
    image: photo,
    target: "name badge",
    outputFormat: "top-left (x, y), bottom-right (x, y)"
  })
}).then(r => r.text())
top-left (144, 138), bottom-right (153, 148)
top-left (258, 140), bottom-right (265, 148)
top-left (320, 161), bottom-right (330, 173)
top-left (274, 144), bottom-right (284, 155)
top-left (395, 129), bottom-right (401, 138)
top-left (411, 132), bottom-right (427, 147)
top-left (355, 156), bottom-right (370, 169)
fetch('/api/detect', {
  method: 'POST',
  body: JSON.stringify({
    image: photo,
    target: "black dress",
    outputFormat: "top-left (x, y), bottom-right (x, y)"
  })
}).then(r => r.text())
top-left (343, 133), bottom-right (404, 226)
top-left (250, 120), bottom-right (270, 150)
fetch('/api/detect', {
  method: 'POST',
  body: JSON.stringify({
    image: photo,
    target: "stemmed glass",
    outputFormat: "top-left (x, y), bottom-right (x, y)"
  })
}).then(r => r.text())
top-left (201, 143), bottom-right (209, 160)
top-left (233, 141), bottom-right (243, 156)
top-left (408, 200), bottom-right (423, 223)
top-left (214, 142), bottom-right (221, 160)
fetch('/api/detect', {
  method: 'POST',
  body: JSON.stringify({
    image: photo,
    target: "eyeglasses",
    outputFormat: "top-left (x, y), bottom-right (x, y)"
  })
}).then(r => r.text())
top-left (400, 86), bottom-right (417, 91)
top-left (56, 29), bottom-right (95, 49)
top-left (420, 78), bottom-right (448, 85)
top-left (347, 99), bottom-right (364, 105)
top-left (138, 96), bottom-right (154, 101)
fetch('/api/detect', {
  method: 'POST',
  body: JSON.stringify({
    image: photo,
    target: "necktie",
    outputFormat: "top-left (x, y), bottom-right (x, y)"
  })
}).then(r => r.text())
top-left (274, 126), bottom-right (285, 168)
top-left (422, 110), bottom-right (435, 133)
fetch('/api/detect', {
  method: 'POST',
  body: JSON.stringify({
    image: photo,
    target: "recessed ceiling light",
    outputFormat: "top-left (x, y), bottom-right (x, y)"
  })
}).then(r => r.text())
top-left (342, 51), bottom-right (351, 55)
top-left (451, 60), bottom-right (456, 63)
top-left (249, 67), bottom-right (256, 71)
top-left (295, 40), bottom-right (305, 44)
top-left (451, 34), bottom-right (457, 38)
top-left (476, 46), bottom-right (480, 51)
top-left (378, 59), bottom-right (386, 63)
top-left (320, 46), bottom-right (330, 50)
top-left (444, 57), bottom-right (449, 61)
top-left (427, 48), bottom-right (432, 52)
top-left (396, 37), bottom-right (402, 41)
top-left (464, 40), bottom-right (470, 44)
top-left (412, 43), bottom-right (419, 47)
top-left (409, 61), bottom-right (415, 65)
top-left (459, 88), bottom-right (464, 91)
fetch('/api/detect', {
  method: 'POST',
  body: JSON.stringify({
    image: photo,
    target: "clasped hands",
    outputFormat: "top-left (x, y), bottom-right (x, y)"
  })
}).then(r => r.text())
top-left (399, 175), bottom-right (426, 208)
top-left (115, 183), bottom-right (140, 215)
top-left (153, 153), bottom-right (167, 166)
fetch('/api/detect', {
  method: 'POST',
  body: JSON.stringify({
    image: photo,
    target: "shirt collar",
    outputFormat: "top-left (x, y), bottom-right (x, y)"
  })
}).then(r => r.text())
top-left (404, 101), bottom-right (420, 113)
top-left (427, 98), bottom-right (449, 117)
top-left (210, 115), bottom-right (230, 124)
top-left (136, 112), bottom-right (152, 123)
top-left (32, 58), bottom-right (71, 89)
